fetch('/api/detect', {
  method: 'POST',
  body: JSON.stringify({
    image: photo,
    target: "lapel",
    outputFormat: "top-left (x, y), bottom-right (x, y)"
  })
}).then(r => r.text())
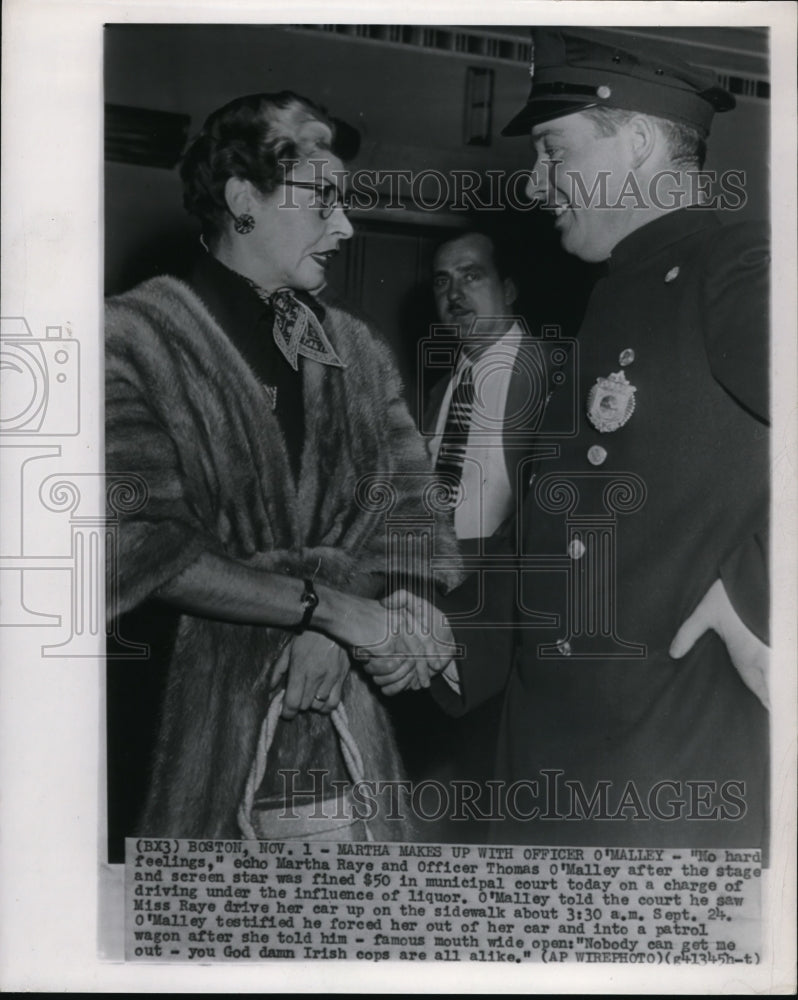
top-left (503, 336), bottom-right (547, 500)
top-left (424, 373), bottom-right (451, 436)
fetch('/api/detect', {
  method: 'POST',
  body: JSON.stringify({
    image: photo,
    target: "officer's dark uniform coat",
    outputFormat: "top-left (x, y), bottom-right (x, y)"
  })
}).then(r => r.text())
top-left (439, 207), bottom-right (769, 849)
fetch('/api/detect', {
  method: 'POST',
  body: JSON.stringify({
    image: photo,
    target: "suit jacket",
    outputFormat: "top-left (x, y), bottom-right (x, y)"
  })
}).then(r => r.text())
top-left (437, 208), bottom-right (769, 850)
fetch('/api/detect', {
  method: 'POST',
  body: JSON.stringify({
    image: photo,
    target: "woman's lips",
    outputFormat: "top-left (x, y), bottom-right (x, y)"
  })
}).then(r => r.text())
top-left (310, 249), bottom-right (338, 268)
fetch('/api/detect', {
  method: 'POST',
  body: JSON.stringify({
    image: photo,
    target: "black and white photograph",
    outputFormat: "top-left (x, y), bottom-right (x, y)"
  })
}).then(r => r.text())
top-left (1, 1), bottom-right (796, 993)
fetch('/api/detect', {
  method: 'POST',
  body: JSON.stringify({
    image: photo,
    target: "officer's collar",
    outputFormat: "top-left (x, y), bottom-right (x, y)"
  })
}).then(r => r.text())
top-left (605, 206), bottom-right (720, 273)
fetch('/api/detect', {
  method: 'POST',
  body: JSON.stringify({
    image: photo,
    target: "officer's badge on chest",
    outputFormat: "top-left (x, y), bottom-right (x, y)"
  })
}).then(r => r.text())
top-left (586, 370), bottom-right (637, 433)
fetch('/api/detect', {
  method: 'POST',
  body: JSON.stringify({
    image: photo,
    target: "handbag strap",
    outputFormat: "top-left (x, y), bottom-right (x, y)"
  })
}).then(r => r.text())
top-left (237, 689), bottom-right (374, 841)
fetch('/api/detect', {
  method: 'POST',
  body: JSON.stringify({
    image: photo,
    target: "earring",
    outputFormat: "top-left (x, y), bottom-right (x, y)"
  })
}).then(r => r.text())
top-left (234, 213), bottom-right (255, 235)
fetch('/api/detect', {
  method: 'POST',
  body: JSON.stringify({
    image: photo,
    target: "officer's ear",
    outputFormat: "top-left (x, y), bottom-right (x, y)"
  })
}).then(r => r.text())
top-left (626, 114), bottom-right (658, 169)
top-left (502, 277), bottom-right (518, 308)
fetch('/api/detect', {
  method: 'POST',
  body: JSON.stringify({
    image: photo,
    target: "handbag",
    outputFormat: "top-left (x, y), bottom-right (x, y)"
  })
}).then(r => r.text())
top-left (237, 688), bottom-right (375, 842)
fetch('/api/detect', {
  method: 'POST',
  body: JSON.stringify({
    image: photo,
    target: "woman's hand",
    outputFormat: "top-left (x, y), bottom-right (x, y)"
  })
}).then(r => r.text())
top-left (270, 632), bottom-right (351, 720)
top-left (155, 555), bottom-right (439, 687)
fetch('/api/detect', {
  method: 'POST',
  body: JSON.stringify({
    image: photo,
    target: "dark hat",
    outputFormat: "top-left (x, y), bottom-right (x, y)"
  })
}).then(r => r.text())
top-left (502, 28), bottom-right (735, 136)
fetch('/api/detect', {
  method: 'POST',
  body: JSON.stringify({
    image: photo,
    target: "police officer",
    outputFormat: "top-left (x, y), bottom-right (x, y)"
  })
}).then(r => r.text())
top-left (416, 28), bottom-right (769, 848)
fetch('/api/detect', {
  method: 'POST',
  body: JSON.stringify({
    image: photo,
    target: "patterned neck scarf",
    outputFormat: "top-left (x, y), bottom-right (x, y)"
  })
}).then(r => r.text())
top-left (247, 281), bottom-right (346, 371)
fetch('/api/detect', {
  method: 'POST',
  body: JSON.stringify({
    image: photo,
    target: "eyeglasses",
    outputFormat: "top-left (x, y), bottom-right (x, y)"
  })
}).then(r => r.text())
top-left (282, 181), bottom-right (351, 220)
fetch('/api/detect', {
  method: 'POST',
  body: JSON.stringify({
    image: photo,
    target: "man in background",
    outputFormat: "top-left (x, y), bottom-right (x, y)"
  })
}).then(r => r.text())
top-left (396, 229), bottom-right (547, 840)
top-left (426, 230), bottom-right (545, 548)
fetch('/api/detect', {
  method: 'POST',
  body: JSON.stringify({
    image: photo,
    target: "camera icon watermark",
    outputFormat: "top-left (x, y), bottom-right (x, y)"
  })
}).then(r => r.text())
top-left (0, 317), bottom-right (80, 435)
top-left (417, 317), bottom-right (579, 444)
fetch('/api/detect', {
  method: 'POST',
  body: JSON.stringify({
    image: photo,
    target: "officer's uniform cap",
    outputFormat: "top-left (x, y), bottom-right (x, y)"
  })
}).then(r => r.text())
top-left (502, 28), bottom-right (735, 136)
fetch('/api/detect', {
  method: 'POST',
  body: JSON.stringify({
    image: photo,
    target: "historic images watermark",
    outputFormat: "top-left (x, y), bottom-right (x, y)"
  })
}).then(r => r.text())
top-left (274, 769), bottom-right (749, 826)
top-left (276, 162), bottom-right (750, 214)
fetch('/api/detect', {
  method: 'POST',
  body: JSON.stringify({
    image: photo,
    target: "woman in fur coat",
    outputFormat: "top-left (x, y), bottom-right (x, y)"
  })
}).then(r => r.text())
top-left (106, 92), bottom-right (460, 842)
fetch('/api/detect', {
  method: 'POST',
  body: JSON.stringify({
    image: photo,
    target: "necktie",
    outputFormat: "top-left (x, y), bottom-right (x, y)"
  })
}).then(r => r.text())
top-left (435, 360), bottom-right (474, 505)
top-left (249, 283), bottom-right (346, 371)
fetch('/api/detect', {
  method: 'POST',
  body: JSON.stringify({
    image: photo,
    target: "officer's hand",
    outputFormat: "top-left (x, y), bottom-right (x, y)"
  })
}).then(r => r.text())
top-left (669, 578), bottom-right (769, 710)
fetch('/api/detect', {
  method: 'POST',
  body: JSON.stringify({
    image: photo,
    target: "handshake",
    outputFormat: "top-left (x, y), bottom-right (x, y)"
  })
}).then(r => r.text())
top-left (355, 588), bottom-right (459, 696)
top-left (274, 587), bottom-right (458, 720)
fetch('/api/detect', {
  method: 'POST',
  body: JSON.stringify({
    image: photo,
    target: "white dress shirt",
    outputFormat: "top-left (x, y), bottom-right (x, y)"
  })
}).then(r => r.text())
top-left (429, 323), bottom-right (524, 540)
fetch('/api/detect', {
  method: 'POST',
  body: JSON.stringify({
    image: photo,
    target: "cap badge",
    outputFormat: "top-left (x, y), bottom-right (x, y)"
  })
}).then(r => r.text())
top-left (597, 85), bottom-right (612, 100)
top-left (664, 266), bottom-right (680, 283)
top-left (587, 370), bottom-right (637, 433)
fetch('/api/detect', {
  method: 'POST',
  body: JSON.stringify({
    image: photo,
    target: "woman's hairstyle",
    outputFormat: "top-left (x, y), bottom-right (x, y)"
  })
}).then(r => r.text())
top-left (180, 91), bottom-right (338, 240)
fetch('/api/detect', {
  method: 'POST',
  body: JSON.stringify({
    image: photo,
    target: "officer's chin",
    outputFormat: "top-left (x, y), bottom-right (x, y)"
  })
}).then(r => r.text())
top-left (561, 227), bottom-right (611, 264)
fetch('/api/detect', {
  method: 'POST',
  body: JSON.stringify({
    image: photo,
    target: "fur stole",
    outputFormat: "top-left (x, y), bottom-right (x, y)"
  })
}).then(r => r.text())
top-left (105, 276), bottom-right (461, 840)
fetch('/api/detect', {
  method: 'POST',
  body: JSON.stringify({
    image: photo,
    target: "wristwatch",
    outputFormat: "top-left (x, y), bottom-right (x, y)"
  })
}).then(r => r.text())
top-left (296, 578), bottom-right (319, 634)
